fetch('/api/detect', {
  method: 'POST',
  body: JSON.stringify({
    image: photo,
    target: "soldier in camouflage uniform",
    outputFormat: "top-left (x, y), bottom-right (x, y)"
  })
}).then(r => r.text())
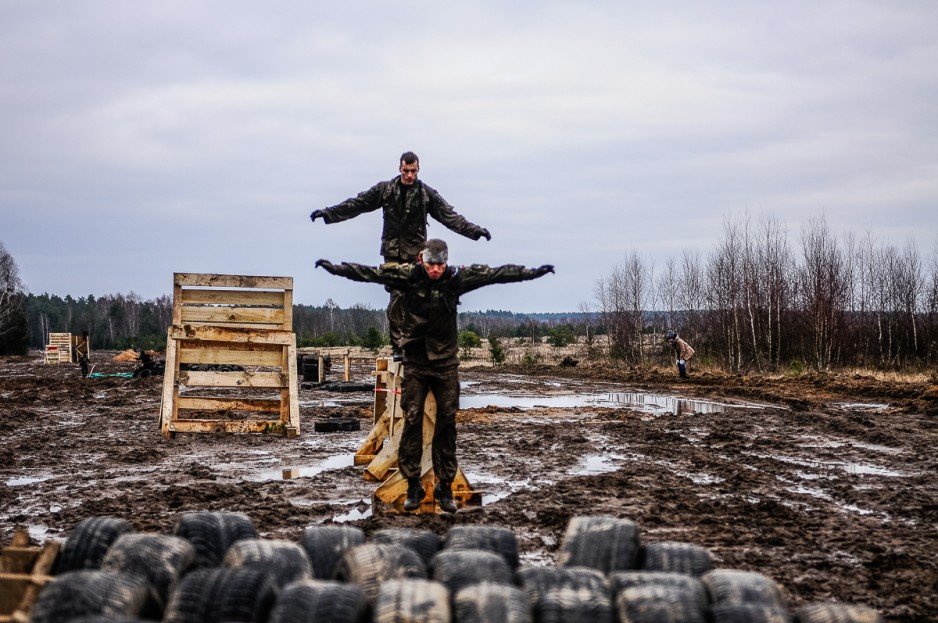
top-left (316, 239), bottom-right (553, 513)
top-left (310, 152), bottom-right (491, 360)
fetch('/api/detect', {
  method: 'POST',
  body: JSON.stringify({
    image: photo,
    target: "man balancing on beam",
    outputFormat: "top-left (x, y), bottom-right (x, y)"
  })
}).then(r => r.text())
top-left (316, 239), bottom-right (553, 513)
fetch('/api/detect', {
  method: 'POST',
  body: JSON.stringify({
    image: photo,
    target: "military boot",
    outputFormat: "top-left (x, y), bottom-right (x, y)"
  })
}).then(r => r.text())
top-left (403, 478), bottom-right (424, 512)
top-left (434, 480), bottom-right (457, 514)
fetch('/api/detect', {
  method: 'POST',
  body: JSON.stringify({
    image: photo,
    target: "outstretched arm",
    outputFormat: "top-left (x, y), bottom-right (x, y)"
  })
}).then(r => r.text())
top-left (315, 259), bottom-right (412, 289)
top-left (425, 185), bottom-right (491, 241)
top-left (456, 264), bottom-right (554, 295)
top-left (311, 182), bottom-right (385, 224)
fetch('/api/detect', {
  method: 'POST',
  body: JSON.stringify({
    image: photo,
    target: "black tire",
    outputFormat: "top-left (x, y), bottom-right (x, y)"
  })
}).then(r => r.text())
top-left (100, 533), bottom-right (196, 611)
top-left (517, 566), bottom-right (613, 623)
top-left (314, 418), bottom-right (362, 433)
top-left (794, 603), bottom-right (883, 623)
top-left (557, 515), bottom-right (640, 574)
top-left (640, 542), bottom-right (713, 576)
top-left (334, 543), bottom-right (427, 605)
top-left (430, 549), bottom-right (514, 594)
top-left (54, 516), bottom-right (135, 574)
top-left (710, 603), bottom-right (793, 623)
top-left (30, 570), bottom-right (159, 623)
top-left (268, 579), bottom-right (367, 623)
top-left (162, 567), bottom-right (278, 623)
top-left (370, 527), bottom-right (441, 566)
top-left (299, 525), bottom-right (366, 580)
top-left (454, 582), bottom-right (533, 623)
top-left (172, 511), bottom-right (258, 568)
top-left (373, 578), bottom-right (450, 623)
top-left (67, 618), bottom-right (149, 623)
top-left (222, 538), bottom-right (312, 587)
top-left (702, 569), bottom-right (787, 608)
top-left (615, 584), bottom-right (707, 623)
top-left (442, 525), bottom-right (519, 570)
top-left (609, 571), bottom-right (708, 610)
top-left (319, 382), bottom-right (374, 393)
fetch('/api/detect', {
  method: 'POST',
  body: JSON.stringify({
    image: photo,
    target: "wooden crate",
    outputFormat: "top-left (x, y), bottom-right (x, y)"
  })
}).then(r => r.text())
top-left (0, 530), bottom-right (59, 622)
top-left (355, 358), bottom-right (480, 514)
top-left (43, 333), bottom-right (72, 364)
top-left (158, 273), bottom-right (300, 438)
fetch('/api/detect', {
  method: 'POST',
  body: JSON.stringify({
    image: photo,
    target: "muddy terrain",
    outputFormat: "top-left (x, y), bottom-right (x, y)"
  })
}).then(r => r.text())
top-left (1, 352), bottom-right (935, 621)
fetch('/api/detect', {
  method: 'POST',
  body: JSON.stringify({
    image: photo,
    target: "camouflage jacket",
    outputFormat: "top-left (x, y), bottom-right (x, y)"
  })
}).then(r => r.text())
top-left (320, 176), bottom-right (488, 262)
top-left (321, 261), bottom-right (552, 365)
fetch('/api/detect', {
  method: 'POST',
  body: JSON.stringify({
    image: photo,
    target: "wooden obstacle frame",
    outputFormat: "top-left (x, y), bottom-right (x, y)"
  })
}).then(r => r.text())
top-left (158, 273), bottom-right (300, 438)
top-left (0, 529), bottom-right (59, 622)
top-left (298, 347), bottom-right (376, 383)
top-left (355, 358), bottom-right (481, 514)
top-left (43, 333), bottom-right (91, 365)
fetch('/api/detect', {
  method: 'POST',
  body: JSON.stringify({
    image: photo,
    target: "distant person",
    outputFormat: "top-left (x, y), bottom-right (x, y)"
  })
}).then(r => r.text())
top-left (310, 152), bottom-right (491, 361)
top-left (316, 239), bottom-right (553, 513)
top-left (666, 330), bottom-right (695, 378)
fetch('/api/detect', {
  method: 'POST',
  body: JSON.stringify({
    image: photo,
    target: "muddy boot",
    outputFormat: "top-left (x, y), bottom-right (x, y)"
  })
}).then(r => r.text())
top-left (403, 478), bottom-right (424, 512)
top-left (434, 480), bottom-right (457, 514)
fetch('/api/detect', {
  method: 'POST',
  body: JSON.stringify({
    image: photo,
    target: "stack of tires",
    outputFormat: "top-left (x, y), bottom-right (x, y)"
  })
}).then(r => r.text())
top-left (29, 513), bottom-right (882, 623)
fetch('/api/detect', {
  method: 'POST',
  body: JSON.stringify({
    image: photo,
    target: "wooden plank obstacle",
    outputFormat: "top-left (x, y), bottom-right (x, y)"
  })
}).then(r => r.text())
top-left (355, 358), bottom-right (481, 514)
top-left (43, 333), bottom-right (72, 364)
top-left (0, 529), bottom-right (59, 622)
top-left (158, 273), bottom-right (300, 438)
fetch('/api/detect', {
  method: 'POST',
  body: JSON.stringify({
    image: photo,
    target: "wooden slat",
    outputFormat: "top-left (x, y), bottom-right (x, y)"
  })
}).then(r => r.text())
top-left (178, 347), bottom-right (283, 367)
top-left (174, 273), bottom-right (293, 289)
top-left (170, 325), bottom-right (294, 344)
top-left (179, 370), bottom-right (286, 388)
top-left (176, 396), bottom-right (282, 413)
top-left (168, 419), bottom-right (287, 434)
top-left (180, 288), bottom-right (285, 307)
top-left (179, 306), bottom-right (285, 326)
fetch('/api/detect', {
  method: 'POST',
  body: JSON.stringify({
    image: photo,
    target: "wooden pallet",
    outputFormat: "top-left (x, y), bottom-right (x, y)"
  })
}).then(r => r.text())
top-left (43, 333), bottom-right (72, 364)
top-left (0, 530), bottom-right (59, 622)
top-left (158, 273), bottom-right (300, 438)
top-left (355, 358), bottom-right (480, 514)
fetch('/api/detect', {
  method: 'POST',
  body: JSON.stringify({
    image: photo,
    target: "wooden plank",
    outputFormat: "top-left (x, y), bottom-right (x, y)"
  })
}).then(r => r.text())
top-left (282, 288), bottom-right (293, 331)
top-left (180, 289), bottom-right (286, 307)
top-left (174, 273), bottom-right (293, 290)
top-left (179, 370), bottom-right (286, 388)
top-left (168, 419), bottom-right (287, 434)
top-left (176, 397), bottom-right (282, 413)
top-left (159, 332), bottom-right (179, 436)
top-left (179, 306), bottom-right (285, 326)
top-left (170, 325), bottom-right (294, 344)
top-left (177, 347), bottom-right (282, 367)
top-left (285, 340), bottom-right (300, 433)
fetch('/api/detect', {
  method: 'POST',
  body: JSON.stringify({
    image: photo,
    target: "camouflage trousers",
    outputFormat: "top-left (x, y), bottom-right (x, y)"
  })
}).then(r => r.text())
top-left (386, 288), bottom-right (405, 350)
top-left (399, 364), bottom-right (460, 482)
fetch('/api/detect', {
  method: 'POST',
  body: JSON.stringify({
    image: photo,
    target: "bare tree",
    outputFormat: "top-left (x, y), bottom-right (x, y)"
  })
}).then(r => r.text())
top-left (798, 217), bottom-right (847, 370)
top-left (0, 242), bottom-right (27, 345)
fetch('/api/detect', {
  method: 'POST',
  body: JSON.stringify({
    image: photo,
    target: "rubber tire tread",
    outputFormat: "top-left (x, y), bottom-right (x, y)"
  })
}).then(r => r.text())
top-left (702, 569), bottom-right (787, 608)
top-left (442, 525), bottom-right (520, 570)
top-left (100, 533), bottom-right (196, 611)
top-left (162, 567), bottom-right (278, 623)
top-left (314, 418), bottom-right (361, 433)
top-left (172, 511), bottom-right (258, 568)
top-left (609, 571), bottom-right (708, 610)
top-left (517, 566), bottom-right (613, 623)
top-left (557, 515), bottom-right (640, 574)
top-left (709, 603), bottom-right (793, 623)
top-left (640, 541), bottom-right (713, 576)
top-left (615, 584), bottom-right (707, 623)
top-left (30, 570), bottom-right (157, 623)
top-left (299, 525), bottom-right (366, 580)
top-left (54, 517), bottom-right (134, 574)
top-left (268, 579), bottom-right (367, 623)
top-left (454, 582), bottom-right (533, 623)
top-left (222, 538), bottom-right (313, 587)
top-left (794, 603), bottom-right (883, 623)
top-left (430, 549), bottom-right (514, 594)
top-left (333, 542), bottom-right (427, 605)
top-left (373, 579), bottom-right (450, 623)
top-left (371, 527), bottom-right (441, 566)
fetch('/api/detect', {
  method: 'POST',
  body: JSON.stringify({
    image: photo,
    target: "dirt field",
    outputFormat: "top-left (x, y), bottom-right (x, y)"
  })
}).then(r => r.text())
top-left (1, 350), bottom-right (935, 622)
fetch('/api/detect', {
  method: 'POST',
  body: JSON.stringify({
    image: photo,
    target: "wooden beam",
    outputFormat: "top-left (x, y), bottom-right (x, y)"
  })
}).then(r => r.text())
top-left (178, 370), bottom-right (286, 388)
top-left (177, 347), bottom-right (283, 367)
top-left (170, 325), bottom-right (294, 344)
top-left (180, 288), bottom-right (286, 307)
top-left (167, 419), bottom-right (288, 434)
top-left (174, 273), bottom-right (293, 290)
top-left (176, 396), bottom-right (282, 413)
top-left (179, 306), bottom-right (285, 326)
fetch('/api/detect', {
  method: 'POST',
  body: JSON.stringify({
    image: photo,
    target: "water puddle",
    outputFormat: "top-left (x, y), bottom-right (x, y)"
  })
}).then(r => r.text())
top-left (5, 474), bottom-right (53, 487)
top-left (244, 454), bottom-right (354, 481)
top-left (333, 499), bottom-right (373, 523)
top-left (568, 453), bottom-right (627, 476)
top-left (460, 390), bottom-right (765, 414)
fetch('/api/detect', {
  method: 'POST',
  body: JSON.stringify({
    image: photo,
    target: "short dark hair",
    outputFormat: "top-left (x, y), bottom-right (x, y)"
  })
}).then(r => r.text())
top-left (400, 151), bottom-right (419, 166)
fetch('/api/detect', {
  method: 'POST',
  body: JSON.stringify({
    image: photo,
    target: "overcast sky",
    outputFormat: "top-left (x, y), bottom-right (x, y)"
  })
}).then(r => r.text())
top-left (2, 2), bottom-right (936, 313)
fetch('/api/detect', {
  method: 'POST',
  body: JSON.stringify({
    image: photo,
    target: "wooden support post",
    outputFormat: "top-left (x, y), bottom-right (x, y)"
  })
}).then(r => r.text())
top-left (0, 529), bottom-right (60, 621)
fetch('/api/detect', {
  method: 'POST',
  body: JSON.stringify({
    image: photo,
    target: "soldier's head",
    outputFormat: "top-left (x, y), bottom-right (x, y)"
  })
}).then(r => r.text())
top-left (399, 151), bottom-right (419, 185)
top-left (419, 239), bottom-right (448, 280)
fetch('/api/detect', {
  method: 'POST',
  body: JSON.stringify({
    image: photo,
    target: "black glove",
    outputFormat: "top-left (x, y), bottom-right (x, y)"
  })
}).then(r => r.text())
top-left (310, 209), bottom-right (326, 223)
top-left (479, 228), bottom-right (491, 241)
top-left (315, 259), bottom-right (333, 270)
top-left (538, 264), bottom-right (555, 274)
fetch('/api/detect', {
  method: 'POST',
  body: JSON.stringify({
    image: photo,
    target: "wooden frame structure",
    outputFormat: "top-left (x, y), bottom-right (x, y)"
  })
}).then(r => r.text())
top-left (43, 333), bottom-right (72, 364)
top-left (355, 358), bottom-right (480, 514)
top-left (158, 273), bottom-right (300, 438)
top-left (0, 529), bottom-right (59, 622)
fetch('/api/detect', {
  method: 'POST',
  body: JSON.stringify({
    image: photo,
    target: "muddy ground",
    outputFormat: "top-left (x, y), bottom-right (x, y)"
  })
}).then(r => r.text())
top-left (1, 351), bottom-right (935, 621)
